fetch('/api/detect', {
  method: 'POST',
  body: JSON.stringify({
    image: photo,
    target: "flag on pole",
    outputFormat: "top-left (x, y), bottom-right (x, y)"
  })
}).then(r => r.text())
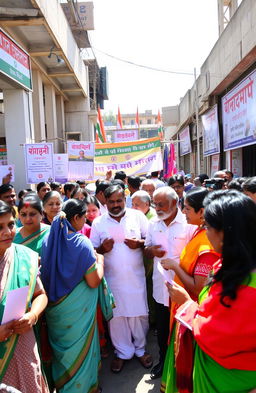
top-left (117, 106), bottom-right (123, 129)
top-left (166, 143), bottom-right (177, 178)
top-left (157, 110), bottom-right (164, 140)
top-left (96, 106), bottom-right (107, 143)
top-left (135, 107), bottom-right (139, 128)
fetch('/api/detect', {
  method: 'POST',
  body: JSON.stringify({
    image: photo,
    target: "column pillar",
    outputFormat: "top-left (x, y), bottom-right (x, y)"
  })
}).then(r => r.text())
top-left (32, 70), bottom-right (46, 142)
top-left (44, 84), bottom-right (58, 152)
top-left (56, 95), bottom-right (65, 153)
top-left (4, 89), bottom-right (34, 191)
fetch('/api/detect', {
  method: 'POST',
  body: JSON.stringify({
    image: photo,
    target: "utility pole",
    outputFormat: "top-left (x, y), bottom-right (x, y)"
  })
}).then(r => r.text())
top-left (194, 68), bottom-right (200, 175)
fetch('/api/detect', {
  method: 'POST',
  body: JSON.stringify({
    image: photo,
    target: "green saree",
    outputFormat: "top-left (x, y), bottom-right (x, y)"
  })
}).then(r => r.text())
top-left (14, 224), bottom-right (50, 256)
top-left (45, 275), bottom-right (100, 393)
top-left (0, 244), bottom-right (38, 381)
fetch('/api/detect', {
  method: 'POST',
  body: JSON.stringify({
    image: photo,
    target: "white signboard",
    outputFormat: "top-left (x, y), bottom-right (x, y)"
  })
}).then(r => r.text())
top-left (222, 69), bottom-right (256, 151)
top-left (25, 144), bottom-right (54, 184)
top-left (201, 105), bottom-right (220, 156)
top-left (114, 129), bottom-right (138, 143)
top-left (179, 126), bottom-right (192, 156)
top-left (54, 154), bottom-right (68, 183)
top-left (67, 141), bottom-right (94, 181)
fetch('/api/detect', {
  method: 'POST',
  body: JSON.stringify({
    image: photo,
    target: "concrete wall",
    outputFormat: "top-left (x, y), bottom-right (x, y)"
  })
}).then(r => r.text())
top-left (32, 0), bottom-right (89, 96)
top-left (65, 96), bottom-right (93, 141)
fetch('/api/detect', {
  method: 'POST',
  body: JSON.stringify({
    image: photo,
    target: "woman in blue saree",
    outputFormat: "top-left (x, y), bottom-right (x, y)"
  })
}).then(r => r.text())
top-left (41, 199), bottom-right (104, 393)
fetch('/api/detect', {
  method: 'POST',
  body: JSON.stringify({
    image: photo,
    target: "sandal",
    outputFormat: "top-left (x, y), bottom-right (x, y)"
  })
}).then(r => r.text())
top-left (137, 352), bottom-right (153, 368)
top-left (111, 357), bottom-right (125, 373)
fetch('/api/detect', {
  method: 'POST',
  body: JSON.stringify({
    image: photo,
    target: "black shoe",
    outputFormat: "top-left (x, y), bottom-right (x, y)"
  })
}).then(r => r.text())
top-left (150, 361), bottom-right (164, 379)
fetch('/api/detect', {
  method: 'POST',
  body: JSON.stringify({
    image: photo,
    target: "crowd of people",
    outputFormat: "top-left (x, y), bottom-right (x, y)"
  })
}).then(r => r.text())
top-left (0, 168), bottom-right (255, 393)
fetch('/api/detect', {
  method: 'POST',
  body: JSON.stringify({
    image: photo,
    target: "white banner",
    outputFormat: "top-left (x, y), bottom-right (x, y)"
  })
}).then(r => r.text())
top-left (201, 105), bottom-right (220, 156)
top-left (54, 154), bottom-right (68, 183)
top-left (67, 141), bottom-right (94, 181)
top-left (222, 69), bottom-right (256, 151)
top-left (231, 149), bottom-right (243, 177)
top-left (114, 129), bottom-right (138, 143)
top-left (179, 126), bottom-right (192, 156)
top-left (24, 144), bottom-right (54, 184)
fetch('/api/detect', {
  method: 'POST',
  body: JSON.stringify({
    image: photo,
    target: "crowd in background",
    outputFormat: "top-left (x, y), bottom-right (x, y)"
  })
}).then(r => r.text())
top-left (0, 168), bottom-right (255, 393)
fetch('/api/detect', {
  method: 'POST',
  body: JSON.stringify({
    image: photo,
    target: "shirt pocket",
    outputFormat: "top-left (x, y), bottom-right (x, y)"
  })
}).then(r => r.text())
top-left (171, 235), bottom-right (187, 256)
top-left (125, 226), bottom-right (140, 239)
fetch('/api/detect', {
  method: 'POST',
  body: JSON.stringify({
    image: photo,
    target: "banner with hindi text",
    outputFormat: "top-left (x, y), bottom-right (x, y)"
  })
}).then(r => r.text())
top-left (67, 141), bottom-right (94, 181)
top-left (95, 137), bottom-right (163, 178)
top-left (24, 143), bottom-right (54, 183)
top-left (222, 69), bottom-right (256, 151)
top-left (201, 105), bottom-right (220, 156)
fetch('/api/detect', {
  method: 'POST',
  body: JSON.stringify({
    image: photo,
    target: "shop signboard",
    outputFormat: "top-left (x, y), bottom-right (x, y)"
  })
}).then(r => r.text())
top-left (201, 105), bottom-right (220, 156)
top-left (0, 29), bottom-right (32, 90)
top-left (222, 69), bottom-right (256, 151)
top-left (179, 126), bottom-right (192, 156)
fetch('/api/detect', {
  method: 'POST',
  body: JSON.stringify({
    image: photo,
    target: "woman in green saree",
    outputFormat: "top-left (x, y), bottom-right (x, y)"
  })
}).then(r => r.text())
top-left (14, 194), bottom-right (50, 256)
top-left (0, 201), bottom-right (49, 392)
top-left (167, 190), bottom-right (256, 393)
top-left (41, 199), bottom-right (104, 393)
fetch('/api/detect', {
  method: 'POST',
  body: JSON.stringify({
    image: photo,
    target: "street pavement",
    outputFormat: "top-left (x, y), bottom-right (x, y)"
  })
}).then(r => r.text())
top-left (99, 329), bottom-right (161, 393)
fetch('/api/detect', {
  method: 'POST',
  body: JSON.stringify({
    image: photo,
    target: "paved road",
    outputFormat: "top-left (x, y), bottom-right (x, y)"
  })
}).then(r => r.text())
top-left (99, 330), bottom-right (161, 393)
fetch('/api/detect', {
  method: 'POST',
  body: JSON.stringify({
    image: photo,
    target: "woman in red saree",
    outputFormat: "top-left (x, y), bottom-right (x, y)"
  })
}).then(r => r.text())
top-left (167, 190), bottom-right (256, 393)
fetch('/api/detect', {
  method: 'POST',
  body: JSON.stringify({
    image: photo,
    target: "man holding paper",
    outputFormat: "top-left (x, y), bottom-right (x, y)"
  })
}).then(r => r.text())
top-left (144, 187), bottom-right (196, 379)
top-left (90, 184), bottom-right (152, 374)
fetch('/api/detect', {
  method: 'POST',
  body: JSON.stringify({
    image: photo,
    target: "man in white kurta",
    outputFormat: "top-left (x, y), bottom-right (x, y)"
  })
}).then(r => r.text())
top-left (90, 185), bottom-right (152, 373)
top-left (144, 186), bottom-right (196, 379)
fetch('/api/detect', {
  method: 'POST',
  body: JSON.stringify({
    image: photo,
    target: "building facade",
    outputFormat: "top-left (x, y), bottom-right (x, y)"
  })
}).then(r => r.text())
top-left (163, 0), bottom-right (256, 177)
top-left (0, 0), bottom-right (104, 191)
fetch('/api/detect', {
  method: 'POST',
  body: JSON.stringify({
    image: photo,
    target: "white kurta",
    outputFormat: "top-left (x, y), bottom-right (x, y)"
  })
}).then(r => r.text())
top-left (145, 208), bottom-right (196, 306)
top-left (90, 208), bottom-right (149, 317)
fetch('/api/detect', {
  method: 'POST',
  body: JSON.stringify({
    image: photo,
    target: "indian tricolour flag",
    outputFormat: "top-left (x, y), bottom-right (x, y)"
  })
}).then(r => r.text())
top-left (96, 106), bottom-right (107, 143)
top-left (157, 110), bottom-right (164, 140)
top-left (0, 29), bottom-right (32, 90)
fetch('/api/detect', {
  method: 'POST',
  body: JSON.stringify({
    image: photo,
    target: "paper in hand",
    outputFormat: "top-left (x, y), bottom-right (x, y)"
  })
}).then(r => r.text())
top-left (155, 231), bottom-right (168, 253)
top-left (1, 286), bottom-right (29, 324)
top-left (108, 226), bottom-right (125, 243)
top-left (157, 262), bottom-right (174, 285)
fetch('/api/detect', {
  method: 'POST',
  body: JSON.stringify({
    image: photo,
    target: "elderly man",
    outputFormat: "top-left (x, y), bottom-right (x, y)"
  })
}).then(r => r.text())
top-left (131, 190), bottom-right (156, 220)
top-left (144, 186), bottom-right (196, 379)
top-left (90, 185), bottom-right (152, 373)
top-left (141, 179), bottom-right (156, 202)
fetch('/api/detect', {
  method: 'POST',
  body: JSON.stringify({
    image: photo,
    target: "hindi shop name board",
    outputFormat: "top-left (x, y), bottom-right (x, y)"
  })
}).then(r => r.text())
top-left (94, 137), bottom-right (163, 178)
top-left (201, 105), bottom-right (220, 157)
top-left (25, 144), bottom-right (54, 184)
top-left (67, 141), bottom-right (94, 181)
top-left (114, 129), bottom-right (138, 143)
top-left (222, 69), bottom-right (256, 151)
top-left (179, 126), bottom-right (192, 156)
top-left (0, 29), bottom-right (32, 90)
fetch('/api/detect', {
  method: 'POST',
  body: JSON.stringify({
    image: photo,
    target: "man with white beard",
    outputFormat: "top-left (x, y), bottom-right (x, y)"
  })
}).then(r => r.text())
top-left (144, 186), bottom-right (196, 379)
top-left (90, 185), bottom-right (153, 374)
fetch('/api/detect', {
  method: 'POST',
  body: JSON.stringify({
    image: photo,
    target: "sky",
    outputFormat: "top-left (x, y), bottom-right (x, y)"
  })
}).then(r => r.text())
top-left (87, 0), bottom-right (219, 115)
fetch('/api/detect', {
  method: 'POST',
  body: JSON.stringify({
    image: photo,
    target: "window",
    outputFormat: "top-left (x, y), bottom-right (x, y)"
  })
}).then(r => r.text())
top-left (131, 119), bottom-right (135, 125)
top-left (147, 119), bottom-right (152, 124)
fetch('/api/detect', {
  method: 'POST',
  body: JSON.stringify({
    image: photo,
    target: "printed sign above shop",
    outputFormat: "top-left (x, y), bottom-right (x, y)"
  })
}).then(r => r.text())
top-left (0, 29), bottom-right (32, 90)
top-left (222, 69), bottom-right (256, 151)
top-left (179, 126), bottom-right (192, 156)
top-left (201, 105), bottom-right (220, 156)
